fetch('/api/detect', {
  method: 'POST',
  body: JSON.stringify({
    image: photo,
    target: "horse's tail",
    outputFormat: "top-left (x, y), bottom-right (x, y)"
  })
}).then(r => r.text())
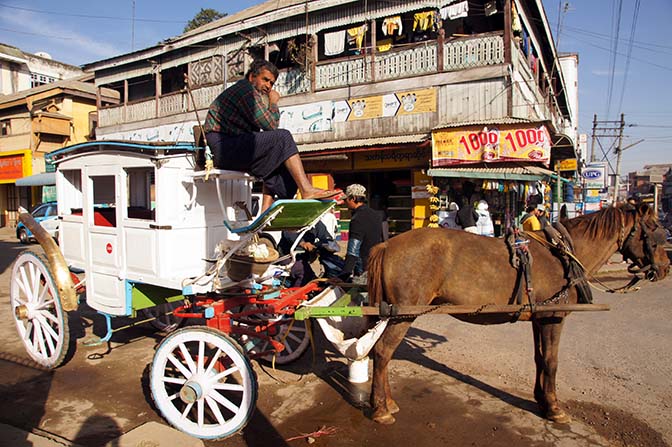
top-left (367, 242), bottom-right (387, 307)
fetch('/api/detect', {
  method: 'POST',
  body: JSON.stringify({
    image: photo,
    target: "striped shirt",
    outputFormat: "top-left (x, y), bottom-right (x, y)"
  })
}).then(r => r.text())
top-left (203, 79), bottom-right (280, 135)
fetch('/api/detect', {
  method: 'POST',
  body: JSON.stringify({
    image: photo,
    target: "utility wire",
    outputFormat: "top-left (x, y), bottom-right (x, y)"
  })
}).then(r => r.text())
top-left (616, 0), bottom-right (640, 115)
top-left (0, 3), bottom-right (186, 24)
top-left (605, 0), bottom-right (624, 120)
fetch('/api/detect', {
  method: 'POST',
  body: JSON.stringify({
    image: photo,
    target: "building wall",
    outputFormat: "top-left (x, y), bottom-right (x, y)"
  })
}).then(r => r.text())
top-left (559, 54), bottom-right (579, 146)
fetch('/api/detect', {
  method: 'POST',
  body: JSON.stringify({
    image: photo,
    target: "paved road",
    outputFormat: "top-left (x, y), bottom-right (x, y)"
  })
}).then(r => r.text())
top-left (0, 226), bottom-right (669, 447)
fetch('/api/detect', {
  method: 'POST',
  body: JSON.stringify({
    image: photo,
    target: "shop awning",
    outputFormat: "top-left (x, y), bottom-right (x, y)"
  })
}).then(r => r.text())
top-left (15, 172), bottom-right (56, 186)
top-left (298, 134), bottom-right (429, 154)
top-left (427, 165), bottom-right (571, 182)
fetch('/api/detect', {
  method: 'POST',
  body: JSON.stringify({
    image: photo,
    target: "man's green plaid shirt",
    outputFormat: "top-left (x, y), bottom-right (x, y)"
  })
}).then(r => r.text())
top-left (203, 79), bottom-right (280, 136)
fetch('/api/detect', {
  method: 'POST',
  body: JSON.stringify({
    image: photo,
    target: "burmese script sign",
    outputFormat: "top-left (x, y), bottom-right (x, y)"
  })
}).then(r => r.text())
top-left (431, 124), bottom-right (551, 166)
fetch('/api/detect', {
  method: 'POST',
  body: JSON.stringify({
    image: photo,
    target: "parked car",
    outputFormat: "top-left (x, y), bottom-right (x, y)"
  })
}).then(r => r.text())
top-left (16, 202), bottom-right (59, 244)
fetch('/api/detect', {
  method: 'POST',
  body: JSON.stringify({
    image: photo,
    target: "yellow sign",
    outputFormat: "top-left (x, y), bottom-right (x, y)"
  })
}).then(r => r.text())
top-left (555, 158), bottom-right (578, 171)
top-left (344, 88), bottom-right (436, 121)
top-left (395, 89), bottom-right (436, 115)
top-left (348, 96), bottom-right (383, 121)
top-left (432, 124), bottom-right (551, 166)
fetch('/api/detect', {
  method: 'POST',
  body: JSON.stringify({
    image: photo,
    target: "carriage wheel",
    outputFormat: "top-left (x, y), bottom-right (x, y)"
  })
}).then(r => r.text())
top-left (150, 327), bottom-right (258, 440)
top-left (257, 317), bottom-right (310, 365)
top-left (10, 251), bottom-right (70, 369)
top-left (235, 305), bottom-right (311, 365)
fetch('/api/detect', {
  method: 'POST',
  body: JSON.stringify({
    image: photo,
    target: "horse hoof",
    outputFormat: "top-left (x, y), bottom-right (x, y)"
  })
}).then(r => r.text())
top-left (388, 400), bottom-right (400, 414)
top-left (547, 410), bottom-right (571, 424)
top-left (372, 412), bottom-right (396, 425)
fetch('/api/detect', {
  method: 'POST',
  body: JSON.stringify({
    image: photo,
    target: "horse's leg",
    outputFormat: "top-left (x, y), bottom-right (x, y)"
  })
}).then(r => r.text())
top-left (532, 316), bottom-right (571, 423)
top-left (370, 320), bottom-right (413, 424)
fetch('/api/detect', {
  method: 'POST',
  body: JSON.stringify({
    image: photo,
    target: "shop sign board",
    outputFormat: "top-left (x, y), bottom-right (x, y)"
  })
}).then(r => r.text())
top-left (0, 151), bottom-right (31, 184)
top-left (333, 88), bottom-right (436, 122)
top-left (581, 162), bottom-right (607, 189)
top-left (353, 147), bottom-right (430, 170)
top-left (584, 188), bottom-right (601, 203)
top-left (555, 158), bottom-right (577, 171)
top-left (279, 101), bottom-right (334, 134)
top-left (431, 124), bottom-right (551, 166)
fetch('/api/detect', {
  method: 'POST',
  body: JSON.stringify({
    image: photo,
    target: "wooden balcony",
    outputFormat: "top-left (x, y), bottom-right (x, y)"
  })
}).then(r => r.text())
top-left (98, 33), bottom-right (540, 129)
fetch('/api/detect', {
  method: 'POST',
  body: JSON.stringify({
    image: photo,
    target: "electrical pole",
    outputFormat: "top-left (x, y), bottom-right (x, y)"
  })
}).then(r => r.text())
top-left (588, 114), bottom-right (627, 203)
top-left (613, 113), bottom-right (625, 202)
top-left (589, 114), bottom-right (597, 162)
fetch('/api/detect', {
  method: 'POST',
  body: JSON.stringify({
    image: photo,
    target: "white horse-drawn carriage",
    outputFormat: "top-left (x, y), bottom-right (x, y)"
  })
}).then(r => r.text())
top-left (10, 140), bottom-right (344, 439)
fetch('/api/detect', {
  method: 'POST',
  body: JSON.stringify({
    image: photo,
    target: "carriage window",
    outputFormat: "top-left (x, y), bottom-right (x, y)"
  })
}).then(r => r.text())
top-left (61, 169), bottom-right (83, 214)
top-left (125, 167), bottom-right (155, 221)
top-left (91, 175), bottom-right (117, 227)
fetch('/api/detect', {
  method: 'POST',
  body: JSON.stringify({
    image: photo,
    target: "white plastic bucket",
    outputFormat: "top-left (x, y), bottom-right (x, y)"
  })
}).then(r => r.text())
top-left (348, 358), bottom-right (370, 383)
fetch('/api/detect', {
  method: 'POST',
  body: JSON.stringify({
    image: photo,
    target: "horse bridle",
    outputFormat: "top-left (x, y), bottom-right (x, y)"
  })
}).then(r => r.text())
top-left (618, 208), bottom-right (668, 281)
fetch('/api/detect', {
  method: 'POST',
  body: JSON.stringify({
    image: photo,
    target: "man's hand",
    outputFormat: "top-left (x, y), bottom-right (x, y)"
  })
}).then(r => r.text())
top-left (269, 90), bottom-right (280, 105)
top-left (300, 241), bottom-right (316, 252)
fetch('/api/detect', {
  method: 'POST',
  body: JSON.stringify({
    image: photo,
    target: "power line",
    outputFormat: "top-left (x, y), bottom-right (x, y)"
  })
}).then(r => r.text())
top-left (0, 26), bottom-right (74, 40)
top-left (616, 0), bottom-right (640, 115)
top-left (605, 0), bottom-right (624, 120)
top-left (0, 3), bottom-right (186, 24)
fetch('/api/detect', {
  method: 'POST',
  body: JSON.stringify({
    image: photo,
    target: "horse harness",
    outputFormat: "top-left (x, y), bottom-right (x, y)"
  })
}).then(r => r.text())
top-left (618, 208), bottom-right (668, 281)
top-left (506, 222), bottom-right (593, 317)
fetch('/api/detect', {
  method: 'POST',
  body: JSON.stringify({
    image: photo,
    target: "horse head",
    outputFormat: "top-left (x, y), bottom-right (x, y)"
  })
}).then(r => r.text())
top-left (620, 204), bottom-right (670, 281)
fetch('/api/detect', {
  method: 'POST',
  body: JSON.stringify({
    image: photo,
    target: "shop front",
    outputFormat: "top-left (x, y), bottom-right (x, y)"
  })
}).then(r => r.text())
top-left (0, 149), bottom-right (32, 227)
top-left (301, 138), bottom-right (431, 239)
top-left (428, 121), bottom-right (558, 236)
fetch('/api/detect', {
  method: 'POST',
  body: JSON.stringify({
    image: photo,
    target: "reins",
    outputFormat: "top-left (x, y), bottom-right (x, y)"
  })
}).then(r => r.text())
top-left (523, 212), bottom-right (644, 294)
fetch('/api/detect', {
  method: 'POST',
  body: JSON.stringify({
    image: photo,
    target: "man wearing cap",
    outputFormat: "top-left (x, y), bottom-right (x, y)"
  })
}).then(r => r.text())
top-left (338, 184), bottom-right (383, 282)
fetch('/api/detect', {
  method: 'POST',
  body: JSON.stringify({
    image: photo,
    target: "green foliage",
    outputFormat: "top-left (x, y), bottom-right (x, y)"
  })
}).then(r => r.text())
top-left (183, 8), bottom-right (227, 33)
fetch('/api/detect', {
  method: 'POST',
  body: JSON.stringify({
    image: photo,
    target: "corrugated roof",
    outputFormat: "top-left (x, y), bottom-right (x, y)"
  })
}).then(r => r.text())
top-left (427, 164), bottom-right (570, 182)
top-left (433, 117), bottom-right (535, 130)
top-left (0, 75), bottom-right (118, 107)
top-left (298, 133), bottom-right (429, 153)
top-left (179, 0), bottom-right (310, 39)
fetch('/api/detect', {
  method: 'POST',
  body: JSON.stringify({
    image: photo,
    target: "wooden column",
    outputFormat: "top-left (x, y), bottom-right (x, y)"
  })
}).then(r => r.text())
top-left (310, 34), bottom-right (317, 92)
top-left (123, 79), bottom-right (128, 122)
top-left (155, 69), bottom-right (161, 118)
top-left (504, 0), bottom-right (513, 117)
top-left (437, 28), bottom-right (445, 72)
top-left (370, 19), bottom-right (376, 82)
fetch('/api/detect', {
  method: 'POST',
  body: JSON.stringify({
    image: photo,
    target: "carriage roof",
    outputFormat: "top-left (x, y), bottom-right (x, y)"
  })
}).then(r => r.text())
top-left (46, 140), bottom-right (197, 165)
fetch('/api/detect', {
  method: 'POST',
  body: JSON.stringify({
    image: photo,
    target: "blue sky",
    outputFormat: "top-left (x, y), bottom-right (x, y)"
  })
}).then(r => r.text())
top-left (1, 0), bottom-right (670, 176)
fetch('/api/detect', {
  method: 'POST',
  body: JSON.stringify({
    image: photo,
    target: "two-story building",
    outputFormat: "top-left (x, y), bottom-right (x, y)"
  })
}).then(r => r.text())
top-left (0, 74), bottom-right (119, 227)
top-left (0, 43), bottom-right (83, 95)
top-left (85, 0), bottom-right (577, 236)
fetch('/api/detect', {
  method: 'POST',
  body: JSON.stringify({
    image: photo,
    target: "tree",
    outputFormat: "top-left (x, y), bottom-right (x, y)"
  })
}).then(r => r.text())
top-left (184, 8), bottom-right (227, 33)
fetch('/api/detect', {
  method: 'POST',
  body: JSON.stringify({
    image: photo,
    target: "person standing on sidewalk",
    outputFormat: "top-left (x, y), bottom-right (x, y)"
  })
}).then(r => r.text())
top-left (336, 184), bottom-right (383, 283)
top-left (203, 59), bottom-right (339, 212)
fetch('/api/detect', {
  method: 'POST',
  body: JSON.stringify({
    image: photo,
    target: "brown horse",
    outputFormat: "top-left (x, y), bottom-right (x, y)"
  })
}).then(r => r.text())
top-left (367, 203), bottom-right (669, 424)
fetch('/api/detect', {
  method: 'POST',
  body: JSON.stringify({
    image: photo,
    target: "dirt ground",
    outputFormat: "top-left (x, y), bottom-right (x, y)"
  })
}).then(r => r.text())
top-left (0, 234), bottom-right (670, 446)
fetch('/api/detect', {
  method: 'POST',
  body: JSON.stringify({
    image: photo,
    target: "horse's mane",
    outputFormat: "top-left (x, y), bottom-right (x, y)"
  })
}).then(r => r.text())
top-left (563, 205), bottom-right (628, 241)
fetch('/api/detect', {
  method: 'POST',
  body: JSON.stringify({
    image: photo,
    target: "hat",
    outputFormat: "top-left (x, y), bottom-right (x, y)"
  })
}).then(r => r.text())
top-left (536, 204), bottom-right (545, 211)
top-left (345, 183), bottom-right (366, 197)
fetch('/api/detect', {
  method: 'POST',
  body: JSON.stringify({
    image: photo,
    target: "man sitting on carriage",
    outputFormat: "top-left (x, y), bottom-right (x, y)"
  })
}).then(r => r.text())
top-left (203, 59), bottom-right (339, 212)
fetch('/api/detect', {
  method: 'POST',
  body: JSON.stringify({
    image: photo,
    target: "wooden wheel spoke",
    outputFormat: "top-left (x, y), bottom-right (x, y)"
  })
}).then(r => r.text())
top-left (167, 353), bottom-right (193, 379)
top-left (209, 389), bottom-right (240, 414)
top-left (205, 396), bottom-right (227, 426)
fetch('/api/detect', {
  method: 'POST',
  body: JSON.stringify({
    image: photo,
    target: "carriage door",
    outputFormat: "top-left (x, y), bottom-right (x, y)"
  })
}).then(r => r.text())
top-left (84, 166), bottom-right (127, 315)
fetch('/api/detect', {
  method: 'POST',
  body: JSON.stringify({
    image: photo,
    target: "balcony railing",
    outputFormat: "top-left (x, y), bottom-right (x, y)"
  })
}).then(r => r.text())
top-left (444, 34), bottom-right (504, 71)
top-left (376, 44), bottom-right (438, 81)
top-left (98, 33), bottom-right (527, 128)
